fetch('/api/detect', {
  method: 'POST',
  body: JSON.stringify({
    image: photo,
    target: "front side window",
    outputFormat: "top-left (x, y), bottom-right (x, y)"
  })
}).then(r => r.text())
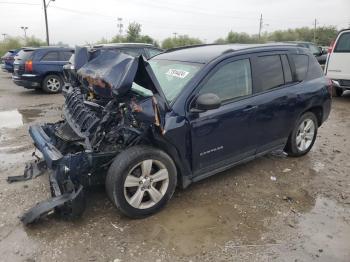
top-left (334, 32), bottom-right (350, 53)
top-left (149, 59), bottom-right (202, 102)
top-left (41, 51), bottom-right (59, 61)
top-left (254, 55), bottom-right (284, 93)
top-left (199, 59), bottom-right (252, 102)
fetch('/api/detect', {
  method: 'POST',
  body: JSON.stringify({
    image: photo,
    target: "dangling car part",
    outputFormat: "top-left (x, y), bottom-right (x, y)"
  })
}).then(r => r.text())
top-left (8, 47), bottom-right (172, 225)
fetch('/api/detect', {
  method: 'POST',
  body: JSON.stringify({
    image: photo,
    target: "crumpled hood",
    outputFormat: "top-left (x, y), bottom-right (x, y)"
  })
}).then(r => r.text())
top-left (76, 49), bottom-right (166, 101)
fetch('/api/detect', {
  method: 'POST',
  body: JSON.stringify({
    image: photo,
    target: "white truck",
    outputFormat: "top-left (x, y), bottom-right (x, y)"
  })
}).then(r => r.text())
top-left (325, 29), bottom-right (350, 96)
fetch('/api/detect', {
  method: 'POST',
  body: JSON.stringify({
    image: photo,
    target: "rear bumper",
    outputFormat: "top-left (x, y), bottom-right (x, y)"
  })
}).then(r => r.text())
top-left (1, 64), bottom-right (13, 73)
top-left (331, 79), bottom-right (350, 90)
top-left (12, 74), bottom-right (41, 88)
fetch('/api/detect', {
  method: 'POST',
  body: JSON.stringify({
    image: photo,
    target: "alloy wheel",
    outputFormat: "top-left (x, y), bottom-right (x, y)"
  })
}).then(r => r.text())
top-left (46, 77), bottom-right (61, 92)
top-left (124, 159), bottom-right (169, 209)
top-left (296, 118), bottom-right (315, 152)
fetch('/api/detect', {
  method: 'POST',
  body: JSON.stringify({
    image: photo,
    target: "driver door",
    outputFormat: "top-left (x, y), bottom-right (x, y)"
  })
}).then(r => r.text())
top-left (188, 56), bottom-right (258, 177)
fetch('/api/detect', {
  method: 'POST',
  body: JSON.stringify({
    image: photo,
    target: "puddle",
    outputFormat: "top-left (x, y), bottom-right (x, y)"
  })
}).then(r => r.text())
top-left (280, 197), bottom-right (350, 261)
top-left (0, 109), bottom-right (42, 129)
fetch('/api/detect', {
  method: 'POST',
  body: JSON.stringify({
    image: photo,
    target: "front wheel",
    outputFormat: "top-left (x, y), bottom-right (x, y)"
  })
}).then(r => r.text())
top-left (106, 145), bottom-right (177, 218)
top-left (285, 112), bottom-right (318, 157)
top-left (334, 87), bottom-right (344, 97)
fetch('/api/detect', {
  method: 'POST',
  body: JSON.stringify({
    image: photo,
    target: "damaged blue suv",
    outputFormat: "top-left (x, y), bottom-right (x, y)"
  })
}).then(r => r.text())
top-left (9, 44), bottom-right (331, 224)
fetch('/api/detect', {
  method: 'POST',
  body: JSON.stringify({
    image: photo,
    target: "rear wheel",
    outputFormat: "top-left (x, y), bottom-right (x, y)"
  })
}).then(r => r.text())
top-left (106, 145), bottom-right (177, 218)
top-left (42, 74), bottom-right (63, 93)
top-left (285, 112), bottom-right (318, 157)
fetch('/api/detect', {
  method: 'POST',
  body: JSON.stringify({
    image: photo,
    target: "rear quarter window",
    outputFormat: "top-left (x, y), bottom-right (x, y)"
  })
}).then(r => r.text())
top-left (292, 54), bottom-right (309, 81)
top-left (334, 32), bottom-right (350, 53)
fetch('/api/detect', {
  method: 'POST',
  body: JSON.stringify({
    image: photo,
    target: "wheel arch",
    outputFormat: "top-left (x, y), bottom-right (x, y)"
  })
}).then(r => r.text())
top-left (148, 133), bottom-right (192, 189)
top-left (42, 71), bottom-right (63, 85)
top-left (302, 106), bottom-right (323, 127)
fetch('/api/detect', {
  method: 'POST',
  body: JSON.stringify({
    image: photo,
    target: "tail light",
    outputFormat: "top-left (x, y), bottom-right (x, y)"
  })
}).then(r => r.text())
top-left (328, 40), bottom-right (335, 53)
top-left (25, 60), bottom-right (33, 73)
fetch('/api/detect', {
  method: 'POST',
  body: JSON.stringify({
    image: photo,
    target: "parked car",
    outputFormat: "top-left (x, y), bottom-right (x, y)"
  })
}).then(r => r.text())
top-left (12, 46), bottom-right (74, 93)
top-left (1, 48), bottom-right (21, 73)
top-left (325, 29), bottom-right (350, 96)
top-left (9, 44), bottom-right (331, 225)
top-left (284, 41), bottom-right (328, 65)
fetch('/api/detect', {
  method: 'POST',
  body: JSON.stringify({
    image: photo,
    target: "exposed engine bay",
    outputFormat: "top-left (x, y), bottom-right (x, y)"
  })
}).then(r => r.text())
top-left (7, 47), bottom-right (168, 225)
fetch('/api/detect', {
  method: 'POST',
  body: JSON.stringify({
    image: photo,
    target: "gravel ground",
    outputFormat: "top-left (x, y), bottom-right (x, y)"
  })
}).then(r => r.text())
top-left (0, 70), bottom-right (349, 262)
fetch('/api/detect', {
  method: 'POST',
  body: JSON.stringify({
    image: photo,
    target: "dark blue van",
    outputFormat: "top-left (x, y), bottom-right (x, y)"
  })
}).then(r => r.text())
top-left (11, 44), bottom-right (332, 224)
top-left (12, 46), bottom-right (73, 93)
top-left (1, 48), bottom-right (21, 73)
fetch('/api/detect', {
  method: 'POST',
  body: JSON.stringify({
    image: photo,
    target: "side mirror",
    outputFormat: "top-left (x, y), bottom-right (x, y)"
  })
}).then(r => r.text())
top-left (192, 93), bottom-right (221, 112)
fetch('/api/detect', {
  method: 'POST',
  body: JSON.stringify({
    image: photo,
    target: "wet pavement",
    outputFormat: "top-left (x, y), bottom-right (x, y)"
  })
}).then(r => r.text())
top-left (0, 70), bottom-right (349, 261)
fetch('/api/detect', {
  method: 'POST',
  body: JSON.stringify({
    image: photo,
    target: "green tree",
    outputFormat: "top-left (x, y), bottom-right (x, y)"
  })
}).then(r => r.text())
top-left (24, 36), bottom-right (46, 47)
top-left (0, 37), bottom-right (22, 56)
top-left (126, 22), bottom-right (142, 42)
top-left (161, 35), bottom-right (203, 49)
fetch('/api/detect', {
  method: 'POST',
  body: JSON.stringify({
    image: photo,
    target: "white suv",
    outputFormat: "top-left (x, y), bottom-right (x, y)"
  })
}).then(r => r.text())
top-left (325, 29), bottom-right (350, 96)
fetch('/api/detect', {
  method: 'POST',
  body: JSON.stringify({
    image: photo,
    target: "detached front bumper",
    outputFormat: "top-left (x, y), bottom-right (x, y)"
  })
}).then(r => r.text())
top-left (8, 122), bottom-right (116, 225)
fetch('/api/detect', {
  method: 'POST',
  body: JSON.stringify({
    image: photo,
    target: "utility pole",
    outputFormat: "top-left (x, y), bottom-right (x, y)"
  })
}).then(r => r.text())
top-left (20, 26), bottom-right (28, 40)
top-left (258, 14), bottom-right (263, 40)
top-left (1, 33), bottom-right (7, 40)
top-left (117, 17), bottom-right (123, 36)
top-left (313, 18), bottom-right (318, 43)
top-left (43, 0), bottom-right (55, 46)
top-left (173, 32), bottom-right (177, 39)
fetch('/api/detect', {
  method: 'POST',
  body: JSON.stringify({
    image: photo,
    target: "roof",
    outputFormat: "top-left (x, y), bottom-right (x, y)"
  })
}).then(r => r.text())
top-left (155, 43), bottom-right (299, 64)
top-left (21, 46), bottom-right (73, 51)
top-left (92, 43), bottom-right (156, 49)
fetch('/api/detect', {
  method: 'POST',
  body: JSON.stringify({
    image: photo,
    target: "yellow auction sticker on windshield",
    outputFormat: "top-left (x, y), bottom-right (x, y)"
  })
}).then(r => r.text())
top-left (166, 69), bottom-right (189, 79)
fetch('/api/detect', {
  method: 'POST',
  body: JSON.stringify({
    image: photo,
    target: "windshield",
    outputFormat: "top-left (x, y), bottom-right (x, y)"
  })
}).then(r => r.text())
top-left (148, 59), bottom-right (202, 102)
top-left (308, 44), bottom-right (320, 55)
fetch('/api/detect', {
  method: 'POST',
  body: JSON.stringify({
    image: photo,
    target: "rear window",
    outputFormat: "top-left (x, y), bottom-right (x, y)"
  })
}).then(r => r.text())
top-left (15, 50), bottom-right (34, 61)
top-left (292, 54), bottom-right (309, 81)
top-left (334, 32), bottom-right (350, 53)
top-left (254, 55), bottom-right (284, 93)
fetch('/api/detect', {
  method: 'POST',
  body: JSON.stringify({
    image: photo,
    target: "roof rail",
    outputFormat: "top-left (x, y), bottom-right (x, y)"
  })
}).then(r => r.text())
top-left (165, 43), bottom-right (221, 52)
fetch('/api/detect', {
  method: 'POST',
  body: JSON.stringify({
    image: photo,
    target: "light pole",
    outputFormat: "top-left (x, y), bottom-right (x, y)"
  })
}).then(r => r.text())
top-left (20, 26), bottom-right (28, 40)
top-left (1, 33), bottom-right (7, 40)
top-left (43, 0), bottom-right (55, 46)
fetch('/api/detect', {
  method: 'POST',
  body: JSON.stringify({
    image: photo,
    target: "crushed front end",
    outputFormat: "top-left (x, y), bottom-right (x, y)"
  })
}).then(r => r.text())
top-left (9, 48), bottom-right (167, 225)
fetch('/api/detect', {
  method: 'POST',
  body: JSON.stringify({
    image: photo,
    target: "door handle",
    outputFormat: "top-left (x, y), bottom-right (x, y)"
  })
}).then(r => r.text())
top-left (243, 105), bottom-right (258, 112)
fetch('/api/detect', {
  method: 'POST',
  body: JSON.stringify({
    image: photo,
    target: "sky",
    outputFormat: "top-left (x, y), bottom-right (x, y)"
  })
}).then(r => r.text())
top-left (0, 0), bottom-right (349, 45)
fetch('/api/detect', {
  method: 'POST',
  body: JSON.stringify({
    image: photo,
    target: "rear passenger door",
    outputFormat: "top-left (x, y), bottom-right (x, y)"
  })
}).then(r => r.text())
top-left (250, 52), bottom-right (297, 153)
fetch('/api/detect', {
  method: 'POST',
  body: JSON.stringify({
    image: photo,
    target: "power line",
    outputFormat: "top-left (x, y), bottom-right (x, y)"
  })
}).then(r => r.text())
top-left (0, 1), bottom-right (40, 6)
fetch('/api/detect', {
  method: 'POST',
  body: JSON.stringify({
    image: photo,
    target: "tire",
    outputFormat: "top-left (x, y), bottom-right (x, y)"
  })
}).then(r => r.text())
top-left (106, 145), bottom-right (177, 218)
top-left (42, 74), bottom-right (63, 93)
top-left (285, 112), bottom-right (318, 157)
top-left (334, 87), bottom-right (344, 97)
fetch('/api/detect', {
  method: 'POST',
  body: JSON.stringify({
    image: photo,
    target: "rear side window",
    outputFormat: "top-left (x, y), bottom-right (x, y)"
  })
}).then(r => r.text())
top-left (334, 32), bottom-right (350, 53)
top-left (292, 54), bottom-right (309, 81)
top-left (199, 59), bottom-right (252, 102)
top-left (281, 55), bottom-right (293, 83)
top-left (61, 51), bottom-right (73, 61)
top-left (254, 55), bottom-right (284, 92)
top-left (41, 51), bottom-right (59, 61)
